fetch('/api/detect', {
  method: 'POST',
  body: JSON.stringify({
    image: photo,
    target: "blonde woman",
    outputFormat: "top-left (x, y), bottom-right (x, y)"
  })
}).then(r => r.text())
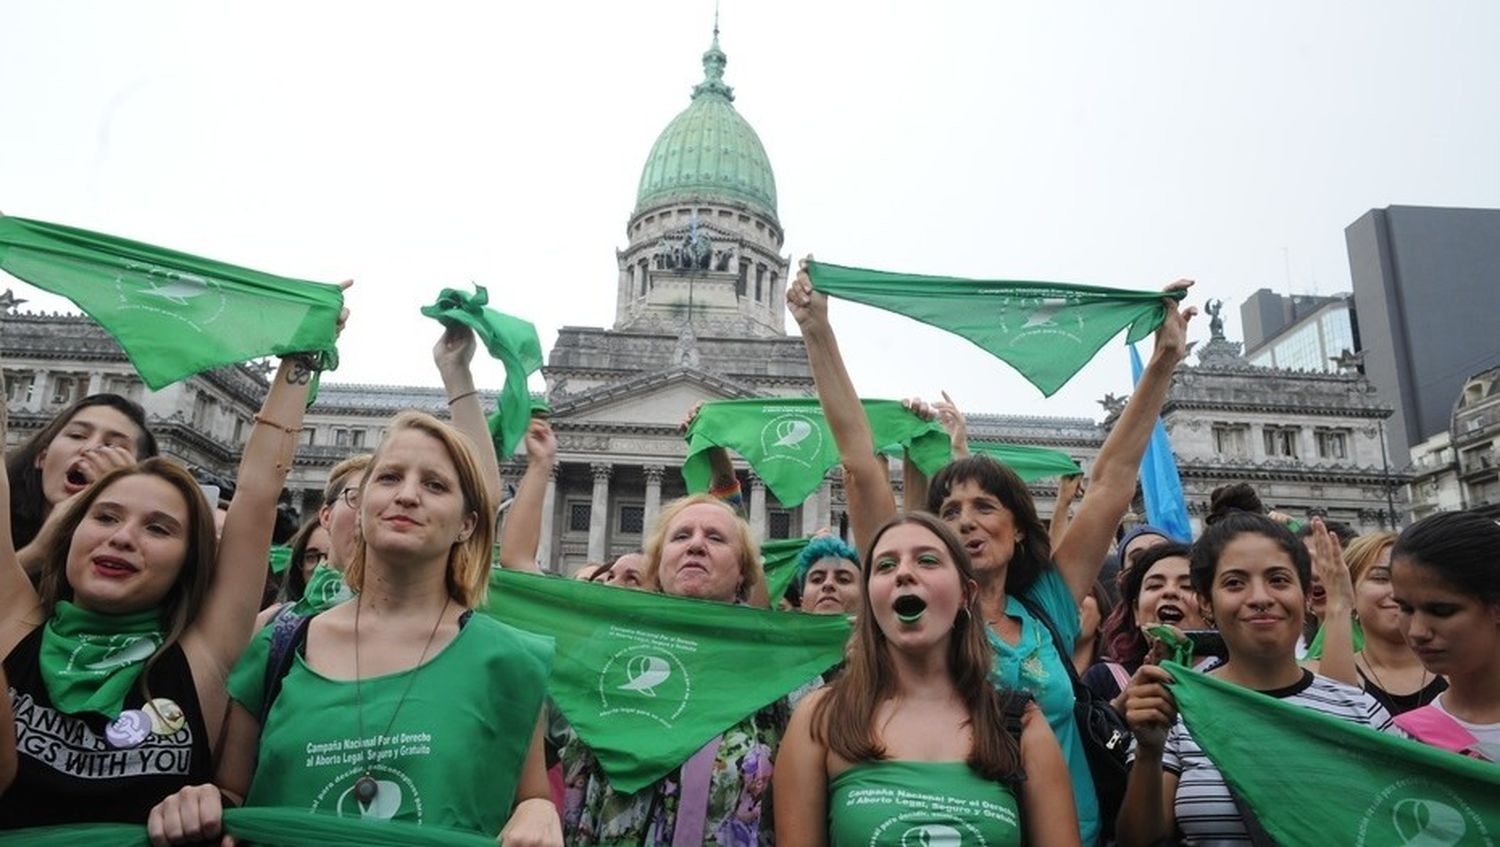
top-left (147, 412), bottom-right (559, 846)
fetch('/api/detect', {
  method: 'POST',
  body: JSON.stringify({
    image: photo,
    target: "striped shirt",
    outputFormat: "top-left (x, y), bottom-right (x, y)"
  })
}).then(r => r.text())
top-left (1131, 669), bottom-right (1394, 846)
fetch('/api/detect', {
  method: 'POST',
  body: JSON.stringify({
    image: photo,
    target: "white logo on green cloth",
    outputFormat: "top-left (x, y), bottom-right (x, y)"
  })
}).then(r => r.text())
top-left (68, 633), bottom-right (161, 677)
top-left (1357, 777), bottom-right (1488, 846)
top-left (760, 414), bottom-right (823, 468)
top-left (114, 262), bottom-right (228, 331)
top-left (996, 293), bottom-right (1086, 345)
top-left (617, 654), bottom-right (673, 696)
top-left (598, 630), bottom-right (694, 728)
top-left (900, 823), bottom-right (965, 846)
top-left (313, 764), bottom-right (424, 823)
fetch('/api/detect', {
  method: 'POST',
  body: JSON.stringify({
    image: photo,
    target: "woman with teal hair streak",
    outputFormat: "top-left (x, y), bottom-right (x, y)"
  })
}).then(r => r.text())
top-left (796, 536), bottom-right (862, 617)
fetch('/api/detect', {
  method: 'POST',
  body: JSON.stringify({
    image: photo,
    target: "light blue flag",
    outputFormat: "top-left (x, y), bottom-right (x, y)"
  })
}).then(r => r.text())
top-left (1130, 344), bottom-right (1193, 541)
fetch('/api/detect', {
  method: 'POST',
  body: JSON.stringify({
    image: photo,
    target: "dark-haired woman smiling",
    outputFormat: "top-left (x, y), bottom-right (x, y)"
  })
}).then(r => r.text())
top-left (1117, 515), bottom-right (1394, 845)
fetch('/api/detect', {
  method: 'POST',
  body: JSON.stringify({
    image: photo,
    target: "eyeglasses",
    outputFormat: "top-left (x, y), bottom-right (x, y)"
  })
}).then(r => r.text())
top-left (339, 487), bottom-right (360, 508)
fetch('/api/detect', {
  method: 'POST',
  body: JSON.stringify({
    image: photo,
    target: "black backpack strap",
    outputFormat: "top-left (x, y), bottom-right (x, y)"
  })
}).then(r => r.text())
top-left (259, 609), bottom-right (312, 726)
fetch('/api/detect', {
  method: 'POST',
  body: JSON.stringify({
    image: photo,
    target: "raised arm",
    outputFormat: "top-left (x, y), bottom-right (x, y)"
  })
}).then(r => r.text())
top-left (435, 325), bottom-right (504, 519)
top-left (0, 363), bottom-right (42, 653)
top-left (788, 259), bottom-right (893, 555)
top-left (1053, 282), bottom-right (1195, 604)
top-left (1048, 474), bottom-right (1084, 549)
top-left (1303, 518), bottom-right (1357, 685)
top-left (498, 419), bottom-right (554, 573)
top-left (185, 284), bottom-right (349, 673)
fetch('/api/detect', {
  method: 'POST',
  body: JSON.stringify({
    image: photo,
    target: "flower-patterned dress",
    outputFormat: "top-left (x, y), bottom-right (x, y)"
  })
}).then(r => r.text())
top-left (557, 701), bottom-right (788, 846)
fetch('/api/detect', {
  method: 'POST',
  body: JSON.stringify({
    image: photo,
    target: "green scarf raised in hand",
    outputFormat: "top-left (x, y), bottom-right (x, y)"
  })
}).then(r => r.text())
top-left (806, 260), bottom-right (1184, 396)
top-left (683, 398), bottom-right (951, 507)
top-left (0, 216), bottom-right (343, 389)
top-left (420, 286), bottom-right (542, 458)
top-left (39, 601), bottom-right (163, 718)
top-left (969, 442), bottom-right (1083, 482)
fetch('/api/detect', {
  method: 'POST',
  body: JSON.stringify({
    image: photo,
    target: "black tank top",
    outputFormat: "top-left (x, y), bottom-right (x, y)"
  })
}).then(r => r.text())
top-left (1357, 665), bottom-right (1449, 716)
top-left (0, 625), bottom-right (213, 827)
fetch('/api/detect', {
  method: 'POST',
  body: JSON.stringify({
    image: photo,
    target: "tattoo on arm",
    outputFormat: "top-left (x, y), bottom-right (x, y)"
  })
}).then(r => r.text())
top-left (285, 356), bottom-right (314, 385)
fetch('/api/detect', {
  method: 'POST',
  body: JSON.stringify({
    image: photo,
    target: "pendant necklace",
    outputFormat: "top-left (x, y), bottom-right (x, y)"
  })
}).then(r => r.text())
top-left (1360, 652), bottom-right (1434, 709)
top-left (352, 595), bottom-right (451, 806)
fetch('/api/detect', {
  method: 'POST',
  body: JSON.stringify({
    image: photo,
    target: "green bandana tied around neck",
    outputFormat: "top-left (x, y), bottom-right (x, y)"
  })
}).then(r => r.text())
top-left (267, 545), bottom-right (292, 575)
top-left (291, 564), bottom-right (353, 616)
top-left (483, 570), bottom-right (849, 793)
top-left (1163, 661), bottom-right (1500, 845)
top-left (0, 216), bottom-right (343, 390)
top-left (419, 286), bottom-right (542, 458)
top-left (0, 806), bottom-right (498, 847)
top-left (39, 601), bottom-right (164, 719)
top-left (806, 260), bottom-right (1185, 396)
top-left (683, 398), bottom-right (952, 507)
top-left (968, 442), bottom-right (1083, 482)
top-left (761, 536), bottom-right (813, 605)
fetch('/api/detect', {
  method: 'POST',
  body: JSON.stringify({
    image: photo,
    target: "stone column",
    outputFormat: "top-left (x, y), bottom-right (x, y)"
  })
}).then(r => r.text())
top-left (537, 465), bottom-right (559, 572)
top-left (86, 372), bottom-right (103, 395)
top-left (587, 463), bottom-right (613, 563)
top-left (803, 479), bottom-right (831, 536)
top-left (643, 464), bottom-right (665, 536)
top-left (29, 368), bottom-right (49, 412)
top-left (748, 472), bottom-right (767, 540)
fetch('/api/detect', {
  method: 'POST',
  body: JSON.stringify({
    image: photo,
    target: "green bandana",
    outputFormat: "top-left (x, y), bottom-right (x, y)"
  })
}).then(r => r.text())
top-left (483, 570), bottom-right (849, 793)
top-left (683, 398), bottom-right (952, 507)
top-left (419, 286), bottom-right (542, 458)
top-left (1165, 661), bottom-right (1500, 844)
top-left (761, 536), bottom-right (813, 605)
top-left (267, 545), bottom-right (292, 575)
top-left (0, 216), bottom-right (343, 390)
top-left (969, 442), bottom-right (1083, 482)
top-left (39, 601), bottom-right (163, 718)
top-left (291, 564), bottom-right (354, 615)
top-left (806, 260), bottom-right (1184, 396)
top-left (0, 806), bottom-right (499, 847)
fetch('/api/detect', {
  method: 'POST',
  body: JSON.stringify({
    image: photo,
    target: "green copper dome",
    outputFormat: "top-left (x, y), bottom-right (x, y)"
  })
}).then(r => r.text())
top-left (634, 31), bottom-right (778, 221)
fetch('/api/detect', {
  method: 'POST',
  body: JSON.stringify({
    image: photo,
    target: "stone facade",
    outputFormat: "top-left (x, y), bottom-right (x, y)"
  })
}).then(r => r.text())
top-left (1407, 366), bottom-right (1500, 521)
top-left (1153, 337), bottom-right (1407, 534)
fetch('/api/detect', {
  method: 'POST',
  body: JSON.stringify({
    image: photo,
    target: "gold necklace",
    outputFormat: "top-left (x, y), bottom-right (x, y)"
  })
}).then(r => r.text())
top-left (352, 596), bottom-right (451, 806)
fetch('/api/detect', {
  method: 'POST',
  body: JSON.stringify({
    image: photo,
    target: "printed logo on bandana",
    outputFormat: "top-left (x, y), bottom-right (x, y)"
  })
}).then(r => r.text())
top-left (65, 633), bottom-right (161, 678)
top-left (994, 290), bottom-right (1086, 347)
top-left (759, 413), bottom-right (824, 469)
top-left (8, 690), bottom-right (194, 779)
top-left (845, 785), bottom-right (1016, 846)
top-left (312, 764), bottom-right (424, 823)
top-left (114, 261), bottom-right (229, 332)
top-left (1355, 776), bottom-right (1490, 846)
top-left (598, 626), bottom-right (694, 728)
top-left (315, 577), bottom-right (353, 607)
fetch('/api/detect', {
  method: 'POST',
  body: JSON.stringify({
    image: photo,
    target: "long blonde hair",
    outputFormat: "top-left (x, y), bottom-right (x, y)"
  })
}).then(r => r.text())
top-left (642, 494), bottom-right (764, 602)
top-left (343, 412), bottom-right (494, 608)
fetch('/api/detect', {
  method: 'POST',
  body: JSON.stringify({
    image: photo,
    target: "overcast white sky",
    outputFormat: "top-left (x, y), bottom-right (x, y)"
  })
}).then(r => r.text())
top-left (3, 1), bottom-right (1497, 421)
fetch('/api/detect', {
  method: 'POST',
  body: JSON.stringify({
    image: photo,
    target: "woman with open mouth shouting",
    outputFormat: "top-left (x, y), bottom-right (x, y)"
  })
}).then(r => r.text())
top-left (0, 288), bottom-right (345, 828)
top-left (788, 257), bottom-right (1195, 845)
top-left (1116, 511), bottom-right (1394, 846)
top-left (1086, 542), bottom-right (1207, 706)
top-left (6, 393), bottom-right (158, 580)
top-left (775, 512), bottom-right (1080, 846)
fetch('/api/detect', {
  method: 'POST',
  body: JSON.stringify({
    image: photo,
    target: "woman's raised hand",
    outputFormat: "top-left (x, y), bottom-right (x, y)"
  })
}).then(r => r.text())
top-left (1122, 664), bottom-right (1177, 754)
top-left (433, 323), bottom-right (478, 377)
top-left (1307, 517), bottom-right (1353, 612)
top-left (786, 256), bottom-right (829, 332)
top-left (1153, 279), bottom-right (1196, 365)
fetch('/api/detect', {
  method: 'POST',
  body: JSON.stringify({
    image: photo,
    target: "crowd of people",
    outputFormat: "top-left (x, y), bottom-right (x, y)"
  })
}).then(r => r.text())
top-left (0, 259), bottom-right (1495, 846)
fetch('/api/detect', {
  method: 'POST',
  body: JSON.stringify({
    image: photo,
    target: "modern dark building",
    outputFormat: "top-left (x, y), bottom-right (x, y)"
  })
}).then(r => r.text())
top-left (1345, 205), bottom-right (1500, 467)
top-left (1240, 289), bottom-right (1358, 373)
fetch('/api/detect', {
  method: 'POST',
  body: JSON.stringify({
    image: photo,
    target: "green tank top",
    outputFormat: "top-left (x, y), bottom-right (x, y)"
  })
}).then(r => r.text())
top-left (227, 614), bottom-right (553, 836)
top-left (828, 760), bottom-right (1022, 847)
